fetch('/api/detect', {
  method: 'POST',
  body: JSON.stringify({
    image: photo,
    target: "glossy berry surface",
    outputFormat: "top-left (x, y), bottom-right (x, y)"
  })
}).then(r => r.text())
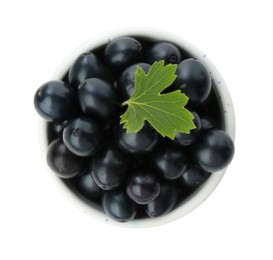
top-left (191, 129), bottom-right (235, 172)
top-left (115, 123), bottom-right (158, 155)
top-left (46, 139), bottom-right (87, 179)
top-left (77, 78), bottom-right (119, 120)
top-left (173, 59), bottom-right (212, 106)
top-left (149, 144), bottom-right (188, 180)
top-left (91, 145), bottom-right (130, 190)
top-left (68, 52), bottom-right (112, 88)
top-left (102, 189), bottom-right (137, 222)
top-left (126, 169), bottom-right (160, 205)
top-left (52, 119), bottom-right (71, 137)
top-left (145, 42), bottom-right (182, 64)
top-left (104, 37), bottom-right (143, 71)
top-left (144, 183), bottom-right (178, 217)
top-left (195, 89), bottom-right (222, 129)
top-left (174, 111), bottom-right (202, 146)
top-left (178, 166), bottom-right (211, 189)
top-left (200, 113), bottom-right (221, 130)
top-left (118, 62), bottom-right (151, 100)
top-left (63, 116), bottom-right (103, 157)
top-left (71, 170), bottom-right (102, 200)
top-left (34, 80), bottom-right (75, 122)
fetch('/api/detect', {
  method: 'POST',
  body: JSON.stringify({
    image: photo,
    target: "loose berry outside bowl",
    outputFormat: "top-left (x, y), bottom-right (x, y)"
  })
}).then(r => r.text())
top-left (38, 28), bottom-right (235, 228)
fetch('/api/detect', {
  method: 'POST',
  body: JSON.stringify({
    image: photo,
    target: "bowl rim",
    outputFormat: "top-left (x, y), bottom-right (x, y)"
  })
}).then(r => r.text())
top-left (38, 28), bottom-right (235, 228)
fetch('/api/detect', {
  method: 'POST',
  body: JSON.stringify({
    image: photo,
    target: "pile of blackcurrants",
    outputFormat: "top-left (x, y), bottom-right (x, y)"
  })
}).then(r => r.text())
top-left (34, 36), bottom-right (235, 222)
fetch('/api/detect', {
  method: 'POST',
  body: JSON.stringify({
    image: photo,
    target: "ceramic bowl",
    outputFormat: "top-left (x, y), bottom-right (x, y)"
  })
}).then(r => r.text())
top-left (39, 28), bottom-right (235, 227)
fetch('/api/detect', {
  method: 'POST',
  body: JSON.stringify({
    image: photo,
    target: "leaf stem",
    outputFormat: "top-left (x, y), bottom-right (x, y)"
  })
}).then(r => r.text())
top-left (121, 100), bottom-right (129, 107)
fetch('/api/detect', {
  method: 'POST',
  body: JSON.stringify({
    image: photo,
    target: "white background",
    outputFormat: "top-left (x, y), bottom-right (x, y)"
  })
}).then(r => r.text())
top-left (0, 0), bottom-right (272, 259)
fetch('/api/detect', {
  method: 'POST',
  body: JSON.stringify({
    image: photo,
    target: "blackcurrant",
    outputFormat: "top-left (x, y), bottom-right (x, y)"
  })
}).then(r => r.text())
top-left (191, 129), bottom-right (235, 172)
top-left (126, 169), bottom-right (160, 205)
top-left (104, 37), bottom-right (143, 71)
top-left (177, 166), bottom-right (211, 189)
top-left (145, 42), bottom-right (182, 64)
top-left (63, 116), bottom-right (103, 157)
top-left (149, 143), bottom-right (188, 180)
top-left (173, 59), bottom-right (212, 107)
top-left (68, 52), bottom-right (112, 89)
top-left (34, 80), bottom-right (75, 122)
top-left (144, 183), bottom-right (178, 217)
top-left (71, 170), bottom-right (102, 200)
top-left (200, 113), bottom-right (221, 130)
top-left (102, 189), bottom-right (137, 222)
top-left (46, 139), bottom-right (87, 179)
top-left (91, 144), bottom-right (130, 190)
top-left (52, 119), bottom-right (71, 137)
top-left (115, 123), bottom-right (158, 155)
top-left (77, 78), bottom-right (119, 121)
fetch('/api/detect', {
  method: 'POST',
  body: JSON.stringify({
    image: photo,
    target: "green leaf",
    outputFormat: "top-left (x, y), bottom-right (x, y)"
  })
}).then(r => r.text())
top-left (120, 61), bottom-right (196, 139)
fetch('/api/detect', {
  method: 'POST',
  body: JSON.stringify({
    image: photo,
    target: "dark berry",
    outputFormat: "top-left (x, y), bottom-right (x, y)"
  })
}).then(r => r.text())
top-left (34, 80), bottom-right (75, 122)
top-left (77, 78), bottom-right (119, 120)
top-left (71, 170), bottom-right (102, 200)
top-left (173, 59), bottom-right (212, 107)
top-left (144, 183), bottom-right (177, 217)
top-left (149, 143), bottom-right (188, 180)
top-left (68, 52), bottom-right (112, 89)
top-left (115, 123), bottom-right (158, 155)
top-left (104, 37), bottom-right (143, 71)
top-left (146, 42), bottom-right (182, 64)
top-left (91, 145), bottom-right (130, 190)
top-left (63, 116), bottom-right (103, 157)
top-left (46, 139), bottom-right (87, 179)
top-left (177, 166), bottom-right (211, 189)
top-left (102, 189), bottom-right (137, 222)
top-left (191, 129), bottom-right (235, 172)
top-left (126, 169), bottom-right (160, 205)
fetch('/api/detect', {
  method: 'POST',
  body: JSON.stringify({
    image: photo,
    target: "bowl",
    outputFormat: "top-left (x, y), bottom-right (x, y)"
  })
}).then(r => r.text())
top-left (38, 28), bottom-right (235, 228)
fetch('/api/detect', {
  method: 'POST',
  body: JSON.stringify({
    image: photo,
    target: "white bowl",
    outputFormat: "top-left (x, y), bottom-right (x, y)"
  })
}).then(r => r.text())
top-left (39, 28), bottom-right (235, 228)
